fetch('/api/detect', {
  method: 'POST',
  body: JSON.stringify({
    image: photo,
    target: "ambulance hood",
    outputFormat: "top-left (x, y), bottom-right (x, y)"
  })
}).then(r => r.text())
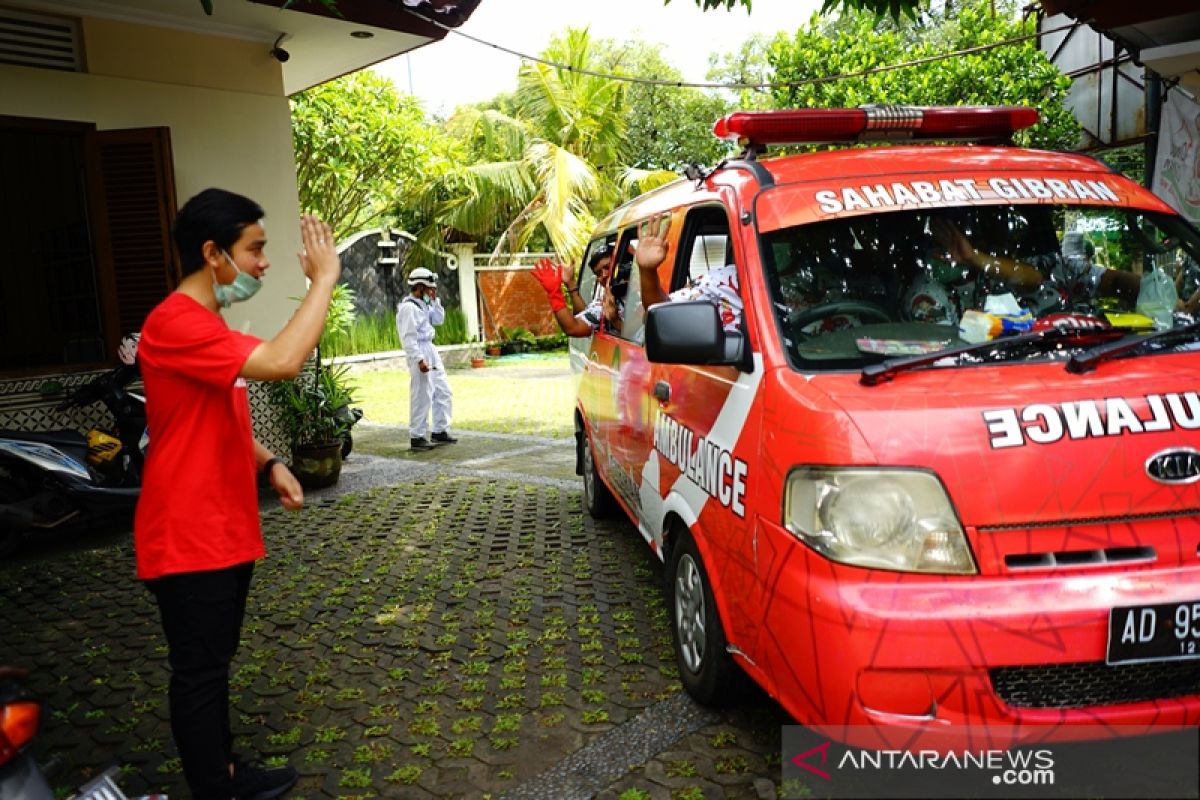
top-left (797, 355), bottom-right (1200, 528)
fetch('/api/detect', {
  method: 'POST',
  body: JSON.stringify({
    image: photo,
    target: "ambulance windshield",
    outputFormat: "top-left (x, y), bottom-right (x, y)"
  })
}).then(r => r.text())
top-left (762, 204), bottom-right (1200, 369)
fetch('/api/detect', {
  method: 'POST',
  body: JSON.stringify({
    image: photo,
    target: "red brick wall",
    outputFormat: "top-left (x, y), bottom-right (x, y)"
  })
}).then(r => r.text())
top-left (477, 270), bottom-right (560, 340)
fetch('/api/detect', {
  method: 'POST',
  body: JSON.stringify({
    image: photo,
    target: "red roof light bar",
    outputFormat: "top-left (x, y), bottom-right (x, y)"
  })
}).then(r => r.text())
top-left (712, 105), bottom-right (1039, 145)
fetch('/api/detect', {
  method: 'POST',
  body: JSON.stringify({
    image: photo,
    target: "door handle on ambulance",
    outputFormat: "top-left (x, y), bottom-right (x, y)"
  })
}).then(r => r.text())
top-left (653, 381), bottom-right (671, 403)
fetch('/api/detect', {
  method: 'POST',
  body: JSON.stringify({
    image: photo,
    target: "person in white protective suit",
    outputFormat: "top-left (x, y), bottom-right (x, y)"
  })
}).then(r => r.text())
top-left (395, 267), bottom-right (456, 451)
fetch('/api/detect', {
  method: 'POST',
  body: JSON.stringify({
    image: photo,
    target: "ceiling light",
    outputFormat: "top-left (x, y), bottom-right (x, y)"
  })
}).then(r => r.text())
top-left (350, 30), bottom-right (374, 39)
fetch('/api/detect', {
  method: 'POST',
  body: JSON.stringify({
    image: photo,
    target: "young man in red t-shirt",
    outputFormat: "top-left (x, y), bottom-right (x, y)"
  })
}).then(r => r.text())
top-left (135, 188), bottom-right (339, 800)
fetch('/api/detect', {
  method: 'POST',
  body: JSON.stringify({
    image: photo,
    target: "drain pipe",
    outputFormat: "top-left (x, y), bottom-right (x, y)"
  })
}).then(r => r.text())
top-left (1145, 71), bottom-right (1162, 188)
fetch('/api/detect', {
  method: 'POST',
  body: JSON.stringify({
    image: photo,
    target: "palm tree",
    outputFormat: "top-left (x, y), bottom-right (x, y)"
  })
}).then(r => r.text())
top-left (407, 29), bottom-right (676, 268)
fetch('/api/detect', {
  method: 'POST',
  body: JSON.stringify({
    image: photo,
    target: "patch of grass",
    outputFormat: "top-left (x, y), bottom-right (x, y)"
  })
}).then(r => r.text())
top-left (408, 717), bottom-right (440, 737)
top-left (353, 742), bottom-right (392, 763)
top-left (385, 764), bottom-right (424, 785)
top-left (666, 760), bottom-right (698, 778)
top-left (451, 716), bottom-right (483, 734)
top-left (265, 727), bottom-right (301, 746)
top-left (353, 357), bottom-right (574, 438)
top-left (340, 768), bottom-right (372, 789)
top-left (313, 726), bottom-right (345, 744)
top-left (715, 754), bottom-right (751, 774)
top-left (710, 730), bottom-right (738, 748)
top-left (619, 790), bottom-right (652, 800)
top-left (492, 713), bottom-right (523, 733)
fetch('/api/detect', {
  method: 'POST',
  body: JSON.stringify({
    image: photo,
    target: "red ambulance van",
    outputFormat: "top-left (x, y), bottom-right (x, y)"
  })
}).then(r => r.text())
top-left (571, 106), bottom-right (1200, 747)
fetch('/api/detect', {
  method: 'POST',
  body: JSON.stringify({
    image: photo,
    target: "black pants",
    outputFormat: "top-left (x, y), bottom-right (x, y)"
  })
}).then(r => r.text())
top-left (146, 562), bottom-right (254, 800)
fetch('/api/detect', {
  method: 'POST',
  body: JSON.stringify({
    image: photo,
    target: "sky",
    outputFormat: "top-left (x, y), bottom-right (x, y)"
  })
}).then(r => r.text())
top-left (373, 0), bottom-right (825, 116)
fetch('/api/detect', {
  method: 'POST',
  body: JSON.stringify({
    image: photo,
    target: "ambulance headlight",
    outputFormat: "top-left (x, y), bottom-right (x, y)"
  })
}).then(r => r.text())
top-left (784, 468), bottom-right (976, 574)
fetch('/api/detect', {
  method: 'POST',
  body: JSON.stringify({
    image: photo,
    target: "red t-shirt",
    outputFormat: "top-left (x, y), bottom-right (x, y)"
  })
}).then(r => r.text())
top-left (133, 292), bottom-right (264, 580)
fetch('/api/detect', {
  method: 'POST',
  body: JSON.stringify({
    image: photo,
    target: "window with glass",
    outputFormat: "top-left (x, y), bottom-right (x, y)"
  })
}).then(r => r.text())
top-left (761, 204), bottom-right (1200, 371)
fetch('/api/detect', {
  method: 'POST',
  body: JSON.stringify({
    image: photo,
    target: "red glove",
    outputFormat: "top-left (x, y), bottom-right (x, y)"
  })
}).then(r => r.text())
top-left (533, 258), bottom-right (567, 312)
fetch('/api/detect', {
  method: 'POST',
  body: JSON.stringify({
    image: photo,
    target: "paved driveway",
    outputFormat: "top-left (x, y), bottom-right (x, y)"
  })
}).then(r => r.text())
top-left (0, 419), bottom-right (789, 799)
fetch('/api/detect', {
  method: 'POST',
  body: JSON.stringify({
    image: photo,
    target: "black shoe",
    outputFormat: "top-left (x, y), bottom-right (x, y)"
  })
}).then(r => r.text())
top-left (230, 758), bottom-right (298, 800)
top-left (410, 437), bottom-right (434, 451)
top-left (431, 431), bottom-right (458, 444)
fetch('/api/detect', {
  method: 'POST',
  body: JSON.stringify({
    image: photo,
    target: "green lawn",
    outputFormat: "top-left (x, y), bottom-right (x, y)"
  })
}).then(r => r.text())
top-left (350, 354), bottom-right (577, 439)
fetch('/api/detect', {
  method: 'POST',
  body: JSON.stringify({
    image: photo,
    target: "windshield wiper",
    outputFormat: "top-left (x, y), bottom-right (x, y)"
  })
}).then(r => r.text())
top-left (1066, 320), bottom-right (1200, 373)
top-left (860, 326), bottom-right (1128, 386)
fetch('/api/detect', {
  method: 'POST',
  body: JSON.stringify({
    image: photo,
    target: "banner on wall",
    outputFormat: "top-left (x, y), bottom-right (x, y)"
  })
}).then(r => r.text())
top-left (1153, 90), bottom-right (1200, 226)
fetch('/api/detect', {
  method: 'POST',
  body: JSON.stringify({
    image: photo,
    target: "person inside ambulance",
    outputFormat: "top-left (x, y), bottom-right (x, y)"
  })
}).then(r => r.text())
top-left (635, 214), bottom-right (742, 332)
top-left (930, 208), bottom-right (1142, 313)
top-left (770, 216), bottom-right (902, 337)
top-left (533, 243), bottom-right (622, 337)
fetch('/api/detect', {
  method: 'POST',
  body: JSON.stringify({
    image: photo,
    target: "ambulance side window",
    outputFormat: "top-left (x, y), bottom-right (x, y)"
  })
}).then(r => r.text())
top-left (674, 206), bottom-right (734, 290)
top-left (614, 227), bottom-right (644, 342)
top-left (578, 237), bottom-right (613, 303)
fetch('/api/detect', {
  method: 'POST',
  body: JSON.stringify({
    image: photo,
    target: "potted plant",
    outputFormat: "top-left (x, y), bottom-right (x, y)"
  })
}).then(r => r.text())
top-left (485, 341), bottom-right (503, 357)
top-left (268, 361), bottom-right (359, 489)
top-left (500, 326), bottom-right (536, 355)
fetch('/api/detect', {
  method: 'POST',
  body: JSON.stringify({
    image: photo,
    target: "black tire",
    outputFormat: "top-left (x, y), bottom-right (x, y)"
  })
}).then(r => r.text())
top-left (580, 427), bottom-right (616, 519)
top-left (341, 432), bottom-right (353, 459)
top-left (668, 530), bottom-right (740, 705)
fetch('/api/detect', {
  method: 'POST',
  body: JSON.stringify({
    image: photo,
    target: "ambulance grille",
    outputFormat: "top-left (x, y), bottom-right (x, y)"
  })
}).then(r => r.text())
top-left (990, 660), bottom-right (1200, 709)
top-left (1004, 546), bottom-right (1156, 570)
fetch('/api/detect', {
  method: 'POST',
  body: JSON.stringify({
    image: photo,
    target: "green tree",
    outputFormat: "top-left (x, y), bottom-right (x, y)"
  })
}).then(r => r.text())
top-left (407, 29), bottom-right (667, 266)
top-left (766, 1), bottom-right (1077, 150)
top-left (673, 0), bottom-right (926, 21)
top-left (290, 71), bottom-right (456, 236)
top-left (706, 33), bottom-right (777, 111)
top-left (588, 39), bottom-right (732, 171)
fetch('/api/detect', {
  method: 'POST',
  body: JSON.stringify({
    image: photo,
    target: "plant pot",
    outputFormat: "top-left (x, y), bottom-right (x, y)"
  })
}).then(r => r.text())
top-left (470, 356), bottom-right (486, 368)
top-left (485, 346), bottom-right (501, 357)
top-left (501, 341), bottom-right (528, 355)
top-left (291, 441), bottom-right (343, 489)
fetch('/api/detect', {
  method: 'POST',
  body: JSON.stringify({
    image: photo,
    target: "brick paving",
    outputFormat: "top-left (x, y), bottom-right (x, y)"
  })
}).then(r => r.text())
top-left (0, 421), bottom-right (788, 799)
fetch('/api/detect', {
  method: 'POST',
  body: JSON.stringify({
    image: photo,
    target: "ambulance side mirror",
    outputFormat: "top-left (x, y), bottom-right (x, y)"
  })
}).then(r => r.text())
top-left (645, 301), bottom-right (749, 371)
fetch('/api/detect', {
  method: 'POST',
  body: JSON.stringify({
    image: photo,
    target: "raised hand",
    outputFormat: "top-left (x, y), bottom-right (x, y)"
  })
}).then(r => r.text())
top-left (298, 214), bottom-right (342, 286)
top-left (532, 257), bottom-right (568, 311)
top-left (532, 258), bottom-right (566, 294)
top-left (931, 217), bottom-right (975, 265)
top-left (636, 213), bottom-right (672, 272)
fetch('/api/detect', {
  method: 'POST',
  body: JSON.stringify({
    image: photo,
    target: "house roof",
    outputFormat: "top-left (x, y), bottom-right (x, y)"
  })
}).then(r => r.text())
top-left (1040, 0), bottom-right (1200, 92)
top-left (12, 0), bottom-right (484, 95)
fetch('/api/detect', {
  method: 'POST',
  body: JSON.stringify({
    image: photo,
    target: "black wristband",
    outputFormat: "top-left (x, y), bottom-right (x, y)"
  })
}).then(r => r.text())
top-left (566, 286), bottom-right (580, 293)
top-left (261, 457), bottom-right (284, 477)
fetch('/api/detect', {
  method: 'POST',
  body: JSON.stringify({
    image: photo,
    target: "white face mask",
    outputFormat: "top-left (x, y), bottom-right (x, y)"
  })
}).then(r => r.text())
top-left (213, 250), bottom-right (261, 308)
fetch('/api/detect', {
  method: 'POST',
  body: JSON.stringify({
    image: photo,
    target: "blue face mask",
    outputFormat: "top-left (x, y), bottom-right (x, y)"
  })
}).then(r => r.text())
top-left (214, 250), bottom-right (262, 308)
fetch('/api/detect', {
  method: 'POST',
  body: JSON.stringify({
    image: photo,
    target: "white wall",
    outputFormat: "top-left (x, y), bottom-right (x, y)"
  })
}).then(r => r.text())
top-left (0, 21), bottom-right (307, 339)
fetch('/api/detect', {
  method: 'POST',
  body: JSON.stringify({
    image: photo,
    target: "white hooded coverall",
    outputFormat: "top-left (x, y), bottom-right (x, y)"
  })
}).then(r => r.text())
top-left (395, 295), bottom-right (452, 438)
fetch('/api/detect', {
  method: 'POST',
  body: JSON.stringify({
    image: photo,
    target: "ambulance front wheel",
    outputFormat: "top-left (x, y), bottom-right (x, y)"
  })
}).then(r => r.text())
top-left (581, 428), bottom-right (617, 518)
top-left (669, 530), bottom-right (739, 705)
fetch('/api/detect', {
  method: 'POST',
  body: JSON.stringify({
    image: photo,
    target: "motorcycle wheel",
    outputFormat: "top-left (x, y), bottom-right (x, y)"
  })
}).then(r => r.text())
top-left (341, 432), bottom-right (353, 459)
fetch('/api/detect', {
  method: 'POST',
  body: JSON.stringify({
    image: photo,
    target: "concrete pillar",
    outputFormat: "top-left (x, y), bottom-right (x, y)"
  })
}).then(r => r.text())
top-left (448, 242), bottom-right (479, 342)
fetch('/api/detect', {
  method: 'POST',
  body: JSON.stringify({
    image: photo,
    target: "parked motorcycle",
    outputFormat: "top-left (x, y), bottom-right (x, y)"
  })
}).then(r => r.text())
top-left (0, 666), bottom-right (143, 800)
top-left (336, 402), bottom-right (364, 459)
top-left (0, 358), bottom-right (145, 558)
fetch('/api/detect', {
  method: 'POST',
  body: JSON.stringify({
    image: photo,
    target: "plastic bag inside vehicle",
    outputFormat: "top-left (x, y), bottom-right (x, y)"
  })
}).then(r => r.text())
top-left (762, 204), bottom-right (1200, 368)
